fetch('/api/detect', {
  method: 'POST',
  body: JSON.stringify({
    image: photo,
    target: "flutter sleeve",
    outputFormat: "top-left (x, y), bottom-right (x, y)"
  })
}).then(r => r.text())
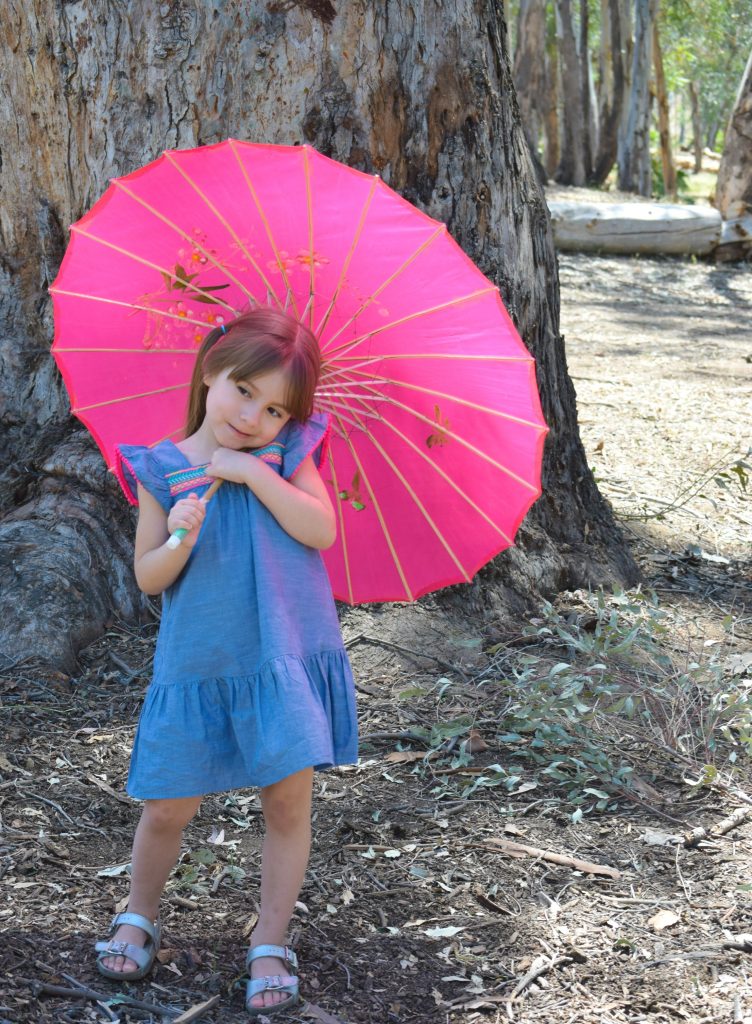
top-left (114, 444), bottom-right (172, 513)
top-left (282, 412), bottom-right (332, 481)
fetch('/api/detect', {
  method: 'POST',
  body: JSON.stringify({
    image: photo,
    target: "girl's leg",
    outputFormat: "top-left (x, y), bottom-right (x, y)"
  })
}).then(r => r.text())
top-left (101, 795), bottom-right (202, 973)
top-left (248, 766), bottom-right (313, 1010)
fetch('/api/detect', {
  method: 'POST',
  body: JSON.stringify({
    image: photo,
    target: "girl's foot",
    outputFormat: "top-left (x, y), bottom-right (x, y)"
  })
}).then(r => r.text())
top-left (100, 921), bottom-right (151, 973)
top-left (246, 937), bottom-right (299, 1013)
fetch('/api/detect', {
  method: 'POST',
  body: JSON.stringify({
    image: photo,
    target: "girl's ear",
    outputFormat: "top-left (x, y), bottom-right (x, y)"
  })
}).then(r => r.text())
top-left (202, 373), bottom-right (215, 388)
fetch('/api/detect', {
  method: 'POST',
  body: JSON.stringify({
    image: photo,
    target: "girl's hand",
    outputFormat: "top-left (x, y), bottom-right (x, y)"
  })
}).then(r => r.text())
top-left (167, 491), bottom-right (206, 549)
top-left (206, 447), bottom-right (252, 485)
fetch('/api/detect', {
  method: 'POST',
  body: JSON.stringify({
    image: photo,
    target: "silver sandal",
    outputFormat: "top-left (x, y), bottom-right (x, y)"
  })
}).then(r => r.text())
top-left (94, 911), bottom-right (161, 981)
top-left (245, 944), bottom-right (299, 1017)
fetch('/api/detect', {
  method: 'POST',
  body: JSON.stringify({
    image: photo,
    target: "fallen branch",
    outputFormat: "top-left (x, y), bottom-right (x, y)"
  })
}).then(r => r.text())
top-left (28, 981), bottom-right (178, 1017)
top-left (471, 839), bottom-right (621, 879)
top-left (684, 805), bottom-right (752, 847)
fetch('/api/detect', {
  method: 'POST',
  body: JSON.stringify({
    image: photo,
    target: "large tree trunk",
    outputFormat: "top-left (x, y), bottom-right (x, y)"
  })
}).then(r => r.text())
top-left (617, 0), bottom-right (658, 195)
top-left (0, 0), bottom-right (637, 672)
top-left (716, 47), bottom-right (752, 219)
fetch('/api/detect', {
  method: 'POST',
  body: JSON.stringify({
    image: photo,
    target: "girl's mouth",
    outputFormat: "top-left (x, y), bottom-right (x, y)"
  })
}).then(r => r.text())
top-left (229, 424), bottom-right (254, 438)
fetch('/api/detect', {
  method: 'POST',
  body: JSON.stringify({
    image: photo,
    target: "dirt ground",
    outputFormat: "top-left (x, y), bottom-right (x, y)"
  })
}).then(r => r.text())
top-left (1, 247), bottom-right (751, 1024)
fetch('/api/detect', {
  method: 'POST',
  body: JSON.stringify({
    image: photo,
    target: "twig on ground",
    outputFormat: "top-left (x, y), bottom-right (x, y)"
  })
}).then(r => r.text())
top-left (26, 980), bottom-right (179, 1016)
top-left (684, 805), bottom-right (752, 847)
top-left (171, 995), bottom-right (221, 1023)
top-left (469, 839), bottom-right (621, 880)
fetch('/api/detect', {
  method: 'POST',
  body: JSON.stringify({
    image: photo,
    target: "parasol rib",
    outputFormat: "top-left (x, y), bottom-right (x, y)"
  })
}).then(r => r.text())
top-left (322, 223), bottom-right (446, 352)
top-left (331, 412), bottom-right (414, 602)
top-left (303, 147), bottom-right (315, 329)
top-left (49, 289), bottom-right (241, 337)
top-left (229, 140), bottom-right (299, 320)
top-left (315, 176), bottom-right (378, 339)
top-left (356, 381), bottom-right (541, 494)
top-left (353, 407), bottom-right (514, 545)
top-left (70, 227), bottom-right (240, 316)
top-left (74, 382), bottom-right (189, 413)
top-left (348, 367), bottom-right (546, 431)
top-left (112, 178), bottom-right (263, 307)
top-left (317, 393), bottom-right (512, 543)
top-left (336, 403), bottom-right (473, 582)
top-left (322, 286), bottom-right (499, 362)
top-left (324, 449), bottom-right (354, 604)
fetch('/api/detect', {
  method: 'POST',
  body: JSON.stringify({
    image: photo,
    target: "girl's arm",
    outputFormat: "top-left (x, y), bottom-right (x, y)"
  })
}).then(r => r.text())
top-left (134, 485), bottom-right (207, 594)
top-left (207, 448), bottom-right (336, 549)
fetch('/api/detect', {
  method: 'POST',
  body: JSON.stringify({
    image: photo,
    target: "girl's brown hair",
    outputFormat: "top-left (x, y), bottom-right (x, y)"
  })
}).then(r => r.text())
top-left (185, 308), bottom-right (321, 436)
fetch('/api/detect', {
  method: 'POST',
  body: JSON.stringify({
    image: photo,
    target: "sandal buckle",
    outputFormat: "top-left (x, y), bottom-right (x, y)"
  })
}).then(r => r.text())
top-left (105, 939), bottom-right (128, 955)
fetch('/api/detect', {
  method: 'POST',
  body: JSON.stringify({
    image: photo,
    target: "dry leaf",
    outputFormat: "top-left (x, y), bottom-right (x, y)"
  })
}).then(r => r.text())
top-left (648, 909), bottom-right (680, 931)
top-left (466, 729), bottom-right (488, 753)
top-left (384, 750), bottom-right (427, 763)
top-left (424, 924), bottom-right (465, 938)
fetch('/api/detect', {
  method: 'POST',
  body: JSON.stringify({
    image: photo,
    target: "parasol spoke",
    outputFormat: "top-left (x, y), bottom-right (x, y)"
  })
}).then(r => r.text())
top-left (349, 408), bottom-right (475, 582)
top-left (322, 223), bottom-right (446, 353)
top-left (324, 448), bottom-right (354, 605)
top-left (74, 381), bottom-right (189, 413)
top-left (331, 411), bottom-right (414, 602)
top-left (319, 392), bottom-right (513, 544)
top-left (322, 285), bottom-right (498, 362)
top-left (357, 406), bottom-right (514, 545)
top-left (335, 352), bottom-right (531, 364)
top-left (355, 380), bottom-right (542, 493)
top-left (229, 140), bottom-right (300, 320)
top-left (303, 147), bottom-right (315, 329)
top-left (112, 178), bottom-right (265, 307)
top-left (50, 289), bottom-right (236, 341)
top-left (315, 398), bottom-right (384, 434)
top-left (348, 367), bottom-right (545, 431)
top-left (70, 227), bottom-right (241, 315)
top-left (315, 175), bottom-right (378, 339)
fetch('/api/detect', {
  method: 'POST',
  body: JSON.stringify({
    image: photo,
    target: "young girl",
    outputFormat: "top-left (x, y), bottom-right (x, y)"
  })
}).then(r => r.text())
top-left (95, 309), bottom-right (358, 1016)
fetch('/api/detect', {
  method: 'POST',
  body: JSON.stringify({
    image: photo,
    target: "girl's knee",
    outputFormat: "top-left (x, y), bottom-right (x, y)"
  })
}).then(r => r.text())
top-left (143, 796), bottom-right (201, 832)
top-left (261, 772), bottom-right (312, 832)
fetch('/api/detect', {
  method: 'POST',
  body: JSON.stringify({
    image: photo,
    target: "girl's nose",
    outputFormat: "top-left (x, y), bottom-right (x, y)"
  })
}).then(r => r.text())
top-left (240, 402), bottom-right (259, 426)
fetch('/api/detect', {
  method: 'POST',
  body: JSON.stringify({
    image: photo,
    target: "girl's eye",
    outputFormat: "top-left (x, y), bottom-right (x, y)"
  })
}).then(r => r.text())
top-left (268, 407), bottom-right (282, 418)
top-left (237, 385), bottom-right (250, 397)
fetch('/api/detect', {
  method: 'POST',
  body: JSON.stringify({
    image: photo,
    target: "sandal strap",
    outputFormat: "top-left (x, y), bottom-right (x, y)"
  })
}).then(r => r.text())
top-left (246, 974), bottom-right (299, 999)
top-left (95, 939), bottom-right (153, 970)
top-left (246, 943), bottom-right (298, 971)
top-left (108, 911), bottom-right (160, 944)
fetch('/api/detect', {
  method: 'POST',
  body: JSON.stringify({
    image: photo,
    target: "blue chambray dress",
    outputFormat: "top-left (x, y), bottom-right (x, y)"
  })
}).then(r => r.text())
top-left (114, 412), bottom-right (358, 799)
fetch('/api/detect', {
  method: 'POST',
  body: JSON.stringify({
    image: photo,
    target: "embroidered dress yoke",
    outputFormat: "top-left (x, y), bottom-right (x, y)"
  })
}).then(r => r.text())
top-left (115, 413), bottom-right (358, 799)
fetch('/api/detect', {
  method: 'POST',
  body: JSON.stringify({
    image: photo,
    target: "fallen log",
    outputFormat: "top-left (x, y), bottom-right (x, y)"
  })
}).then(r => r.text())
top-left (547, 200), bottom-right (721, 255)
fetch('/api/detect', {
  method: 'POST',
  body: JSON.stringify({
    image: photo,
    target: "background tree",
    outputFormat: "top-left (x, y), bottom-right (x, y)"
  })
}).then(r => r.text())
top-left (0, 0), bottom-right (636, 671)
top-left (715, 47), bottom-right (752, 218)
top-left (617, 0), bottom-right (659, 194)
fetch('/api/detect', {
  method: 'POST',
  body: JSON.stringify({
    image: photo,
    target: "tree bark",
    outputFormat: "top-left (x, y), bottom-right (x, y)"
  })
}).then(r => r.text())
top-left (715, 47), bottom-right (752, 219)
top-left (617, 0), bottom-right (658, 195)
top-left (555, 0), bottom-right (587, 185)
top-left (0, 0), bottom-right (637, 671)
top-left (652, 19), bottom-right (676, 198)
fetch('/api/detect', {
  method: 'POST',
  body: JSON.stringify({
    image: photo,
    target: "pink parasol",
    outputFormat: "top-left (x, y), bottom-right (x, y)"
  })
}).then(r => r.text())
top-left (51, 140), bottom-right (547, 603)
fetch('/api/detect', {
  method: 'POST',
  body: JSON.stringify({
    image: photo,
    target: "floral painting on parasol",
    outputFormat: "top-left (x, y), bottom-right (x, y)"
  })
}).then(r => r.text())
top-left (51, 140), bottom-right (548, 603)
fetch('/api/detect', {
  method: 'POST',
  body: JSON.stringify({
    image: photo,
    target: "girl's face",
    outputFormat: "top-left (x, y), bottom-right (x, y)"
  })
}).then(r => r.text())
top-left (202, 367), bottom-right (292, 450)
